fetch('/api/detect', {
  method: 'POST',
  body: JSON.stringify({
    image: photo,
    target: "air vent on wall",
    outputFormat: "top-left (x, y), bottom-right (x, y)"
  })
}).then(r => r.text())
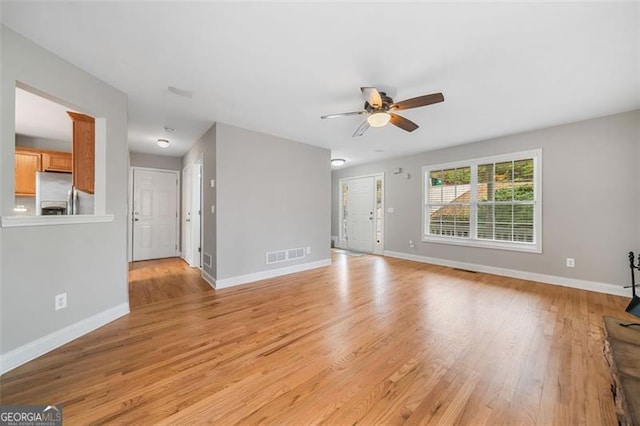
top-left (203, 252), bottom-right (212, 268)
top-left (266, 247), bottom-right (306, 265)
top-left (287, 248), bottom-right (305, 260)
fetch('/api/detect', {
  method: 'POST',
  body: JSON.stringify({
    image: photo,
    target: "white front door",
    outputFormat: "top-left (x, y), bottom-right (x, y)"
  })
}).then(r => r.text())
top-left (133, 169), bottom-right (178, 261)
top-left (345, 176), bottom-right (375, 253)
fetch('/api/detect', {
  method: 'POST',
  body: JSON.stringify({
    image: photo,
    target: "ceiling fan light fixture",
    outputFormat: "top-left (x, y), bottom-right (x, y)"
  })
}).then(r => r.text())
top-left (157, 138), bottom-right (170, 148)
top-left (331, 158), bottom-right (346, 167)
top-left (367, 111), bottom-right (391, 128)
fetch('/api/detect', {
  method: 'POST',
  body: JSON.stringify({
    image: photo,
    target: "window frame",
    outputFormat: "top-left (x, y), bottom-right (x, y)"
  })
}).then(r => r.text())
top-left (422, 149), bottom-right (542, 253)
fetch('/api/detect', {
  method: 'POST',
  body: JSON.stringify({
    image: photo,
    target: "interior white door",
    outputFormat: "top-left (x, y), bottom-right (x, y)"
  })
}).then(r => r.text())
top-left (182, 165), bottom-right (193, 265)
top-left (192, 163), bottom-right (202, 267)
top-left (133, 169), bottom-right (178, 261)
top-left (181, 164), bottom-right (203, 268)
top-left (345, 176), bottom-right (375, 253)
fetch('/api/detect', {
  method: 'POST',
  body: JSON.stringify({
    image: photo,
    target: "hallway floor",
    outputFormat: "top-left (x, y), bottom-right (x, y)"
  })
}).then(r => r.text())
top-left (128, 257), bottom-right (212, 309)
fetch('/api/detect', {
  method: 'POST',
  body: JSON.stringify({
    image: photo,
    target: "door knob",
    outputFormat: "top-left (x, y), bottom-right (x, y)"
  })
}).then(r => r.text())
top-left (134, 218), bottom-right (139, 222)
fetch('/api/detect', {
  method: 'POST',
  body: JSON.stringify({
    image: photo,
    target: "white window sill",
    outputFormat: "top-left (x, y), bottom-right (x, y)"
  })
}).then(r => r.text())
top-left (0, 214), bottom-right (114, 228)
top-left (422, 234), bottom-right (541, 253)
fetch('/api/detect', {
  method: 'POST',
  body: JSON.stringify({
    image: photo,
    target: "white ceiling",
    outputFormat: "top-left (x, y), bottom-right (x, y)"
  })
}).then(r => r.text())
top-left (15, 87), bottom-right (75, 143)
top-left (2, 2), bottom-right (638, 166)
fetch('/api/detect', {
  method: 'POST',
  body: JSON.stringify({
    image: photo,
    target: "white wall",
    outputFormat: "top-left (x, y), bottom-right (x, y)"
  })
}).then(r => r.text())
top-left (0, 27), bottom-right (129, 366)
top-left (183, 123), bottom-right (331, 286)
top-left (332, 110), bottom-right (640, 290)
top-left (182, 124), bottom-right (216, 278)
top-left (129, 152), bottom-right (182, 171)
top-left (215, 123), bottom-right (331, 281)
top-left (16, 134), bottom-right (71, 152)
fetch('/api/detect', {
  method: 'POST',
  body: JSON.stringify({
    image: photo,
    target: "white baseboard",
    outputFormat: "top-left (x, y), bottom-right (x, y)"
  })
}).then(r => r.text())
top-left (383, 250), bottom-right (629, 298)
top-left (215, 258), bottom-right (332, 289)
top-left (0, 302), bottom-right (130, 375)
top-left (202, 270), bottom-right (216, 289)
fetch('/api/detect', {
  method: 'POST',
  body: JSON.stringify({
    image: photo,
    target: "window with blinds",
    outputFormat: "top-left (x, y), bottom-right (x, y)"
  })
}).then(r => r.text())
top-left (427, 167), bottom-right (471, 238)
top-left (423, 150), bottom-right (541, 253)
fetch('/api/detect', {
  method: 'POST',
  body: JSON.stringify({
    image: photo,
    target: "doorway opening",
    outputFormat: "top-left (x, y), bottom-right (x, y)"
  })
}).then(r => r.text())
top-left (338, 173), bottom-right (384, 254)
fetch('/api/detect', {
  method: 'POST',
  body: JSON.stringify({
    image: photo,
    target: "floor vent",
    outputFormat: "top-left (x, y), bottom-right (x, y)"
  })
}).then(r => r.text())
top-left (266, 247), bottom-right (306, 265)
top-left (453, 268), bottom-right (477, 273)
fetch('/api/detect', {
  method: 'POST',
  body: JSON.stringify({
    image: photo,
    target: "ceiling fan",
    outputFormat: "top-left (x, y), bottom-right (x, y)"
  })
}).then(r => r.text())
top-left (321, 87), bottom-right (444, 137)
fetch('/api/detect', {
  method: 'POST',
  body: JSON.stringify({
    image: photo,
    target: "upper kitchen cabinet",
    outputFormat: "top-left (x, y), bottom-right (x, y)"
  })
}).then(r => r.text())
top-left (42, 151), bottom-right (72, 172)
top-left (15, 149), bottom-right (41, 196)
top-left (67, 111), bottom-right (95, 194)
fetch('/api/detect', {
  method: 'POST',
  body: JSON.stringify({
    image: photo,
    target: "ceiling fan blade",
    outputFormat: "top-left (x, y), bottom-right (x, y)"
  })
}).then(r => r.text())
top-left (361, 87), bottom-right (382, 108)
top-left (389, 113), bottom-right (419, 132)
top-left (321, 111), bottom-right (366, 119)
top-left (352, 120), bottom-right (370, 137)
top-left (389, 92), bottom-right (444, 111)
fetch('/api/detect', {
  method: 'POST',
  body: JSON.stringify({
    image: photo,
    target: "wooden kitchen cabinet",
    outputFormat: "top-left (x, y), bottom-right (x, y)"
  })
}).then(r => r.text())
top-left (42, 151), bottom-right (72, 173)
top-left (67, 111), bottom-right (95, 194)
top-left (15, 150), bottom-right (41, 196)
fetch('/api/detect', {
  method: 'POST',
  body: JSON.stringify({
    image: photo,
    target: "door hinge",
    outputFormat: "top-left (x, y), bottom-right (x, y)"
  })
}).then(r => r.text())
top-left (198, 247), bottom-right (201, 253)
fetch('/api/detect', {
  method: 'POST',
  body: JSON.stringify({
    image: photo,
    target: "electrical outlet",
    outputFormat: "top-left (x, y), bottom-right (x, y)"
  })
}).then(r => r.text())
top-left (409, 240), bottom-right (415, 248)
top-left (55, 293), bottom-right (67, 311)
top-left (566, 258), bottom-right (575, 268)
top-left (306, 246), bottom-right (311, 254)
top-left (387, 207), bottom-right (394, 214)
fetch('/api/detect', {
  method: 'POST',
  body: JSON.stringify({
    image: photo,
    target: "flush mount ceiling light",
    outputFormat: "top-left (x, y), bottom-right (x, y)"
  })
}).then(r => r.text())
top-left (367, 111), bottom-right (391, 128)
top-left (331, 158), bottom-right (346, 167)
top-left (157, 139), bottom-right (170, 148)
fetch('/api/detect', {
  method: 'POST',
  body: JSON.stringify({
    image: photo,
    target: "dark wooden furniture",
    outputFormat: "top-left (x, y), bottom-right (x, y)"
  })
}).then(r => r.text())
top-left (603, 316), bottom-right (640, 425)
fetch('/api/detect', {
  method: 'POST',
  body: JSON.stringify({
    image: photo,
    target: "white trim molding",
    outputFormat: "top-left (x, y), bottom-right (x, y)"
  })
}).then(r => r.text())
top-left (202, 270), bottom-right (216, 289)
top-left (1, 214), bottom-right (114, 228)
top-left (422, 149), bottom-right (542, 254)
top-left (0, 303), bottom-right (129, 375)
top-left (383, 250), bottom-right (629, 297)
top-left (214, 259), bottom-right (331, 290)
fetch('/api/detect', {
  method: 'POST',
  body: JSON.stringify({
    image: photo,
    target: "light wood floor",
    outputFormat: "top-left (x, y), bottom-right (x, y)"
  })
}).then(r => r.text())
top-left (0, 252), bottom-right (634, 424)
top-left (128, 257), bottom-right (212, 308)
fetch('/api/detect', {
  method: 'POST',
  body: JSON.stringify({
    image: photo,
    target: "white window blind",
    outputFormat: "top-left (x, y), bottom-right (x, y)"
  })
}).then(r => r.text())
top-left (423, 150), bottom-right (542, 253)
